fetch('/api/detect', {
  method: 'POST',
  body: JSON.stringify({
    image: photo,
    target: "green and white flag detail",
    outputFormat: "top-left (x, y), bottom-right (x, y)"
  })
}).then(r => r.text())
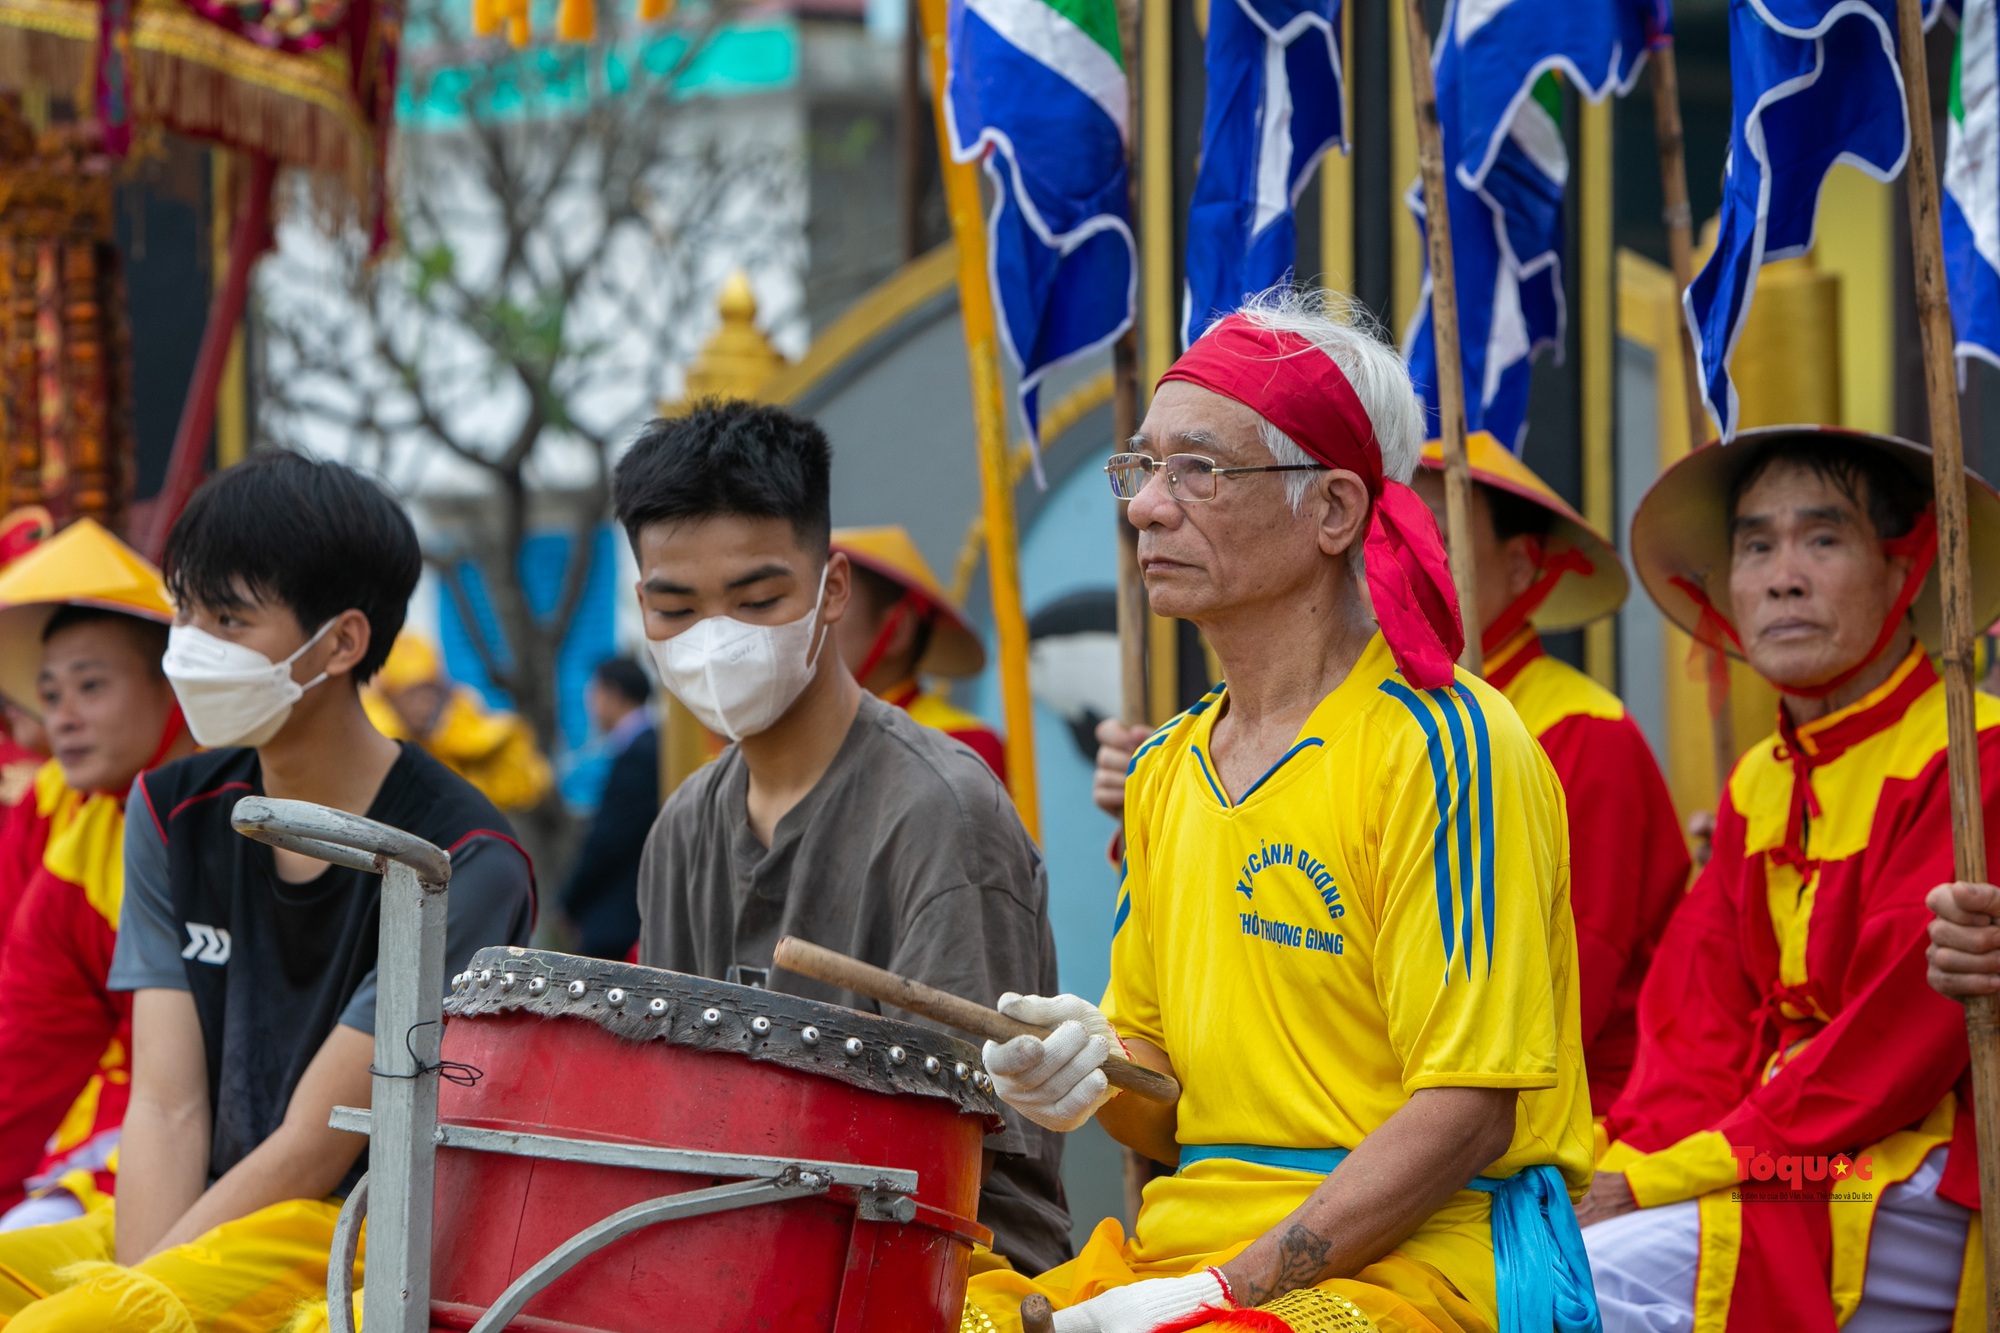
top-left (1946, 0), bottom-right (2000, 373)
top-left (945, 0), bottom-right (1135, 456)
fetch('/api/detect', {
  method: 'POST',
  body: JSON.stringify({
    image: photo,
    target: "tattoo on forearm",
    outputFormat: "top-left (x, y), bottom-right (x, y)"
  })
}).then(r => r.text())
top-left (1248, 1223), bottom-right (1334, 1307)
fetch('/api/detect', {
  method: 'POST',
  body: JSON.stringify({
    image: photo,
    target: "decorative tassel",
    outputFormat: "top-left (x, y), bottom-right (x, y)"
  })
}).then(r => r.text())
top-left (506, 10), bottom-right (530, 44)
top-left (471, 0), bottom-right (500, 37)
top-left (638, 0), bottom-right (672, 23)
top-left (556, 0), bottom-right (595, 40)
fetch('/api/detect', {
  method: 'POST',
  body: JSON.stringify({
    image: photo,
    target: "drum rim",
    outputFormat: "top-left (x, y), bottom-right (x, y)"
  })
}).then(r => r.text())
top-left (446, 947), bottom-right (1006, 1123)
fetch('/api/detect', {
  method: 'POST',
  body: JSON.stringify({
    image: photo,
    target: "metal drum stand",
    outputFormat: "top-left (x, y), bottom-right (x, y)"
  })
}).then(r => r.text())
top-left (229, 798), bottom-right (937, 1333)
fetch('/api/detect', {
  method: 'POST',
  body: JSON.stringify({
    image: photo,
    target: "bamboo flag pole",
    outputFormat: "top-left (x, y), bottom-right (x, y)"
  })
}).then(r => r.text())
top-left (1116, 0), bottom-right (1148, 732)
top-left (1648, 39), bottom-right (1737, 794)
top-left (917, 0), bottom-right (1043, 842)
top-left (1891, 1), bottom-right (2000, 1324)
top-left (1400, 0), bottom-right (1481, 675)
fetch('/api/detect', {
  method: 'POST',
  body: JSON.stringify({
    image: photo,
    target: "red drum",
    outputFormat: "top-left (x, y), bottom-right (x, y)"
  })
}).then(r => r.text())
top-left (428, 947), bottom-right (998, 1333)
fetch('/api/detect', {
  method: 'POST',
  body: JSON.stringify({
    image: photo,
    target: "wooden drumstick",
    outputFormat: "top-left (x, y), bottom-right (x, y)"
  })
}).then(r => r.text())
top-left (1020, 1295), bottom-right (1056, 1333)
top-left (771, 936), bottom-right (1181, 1105)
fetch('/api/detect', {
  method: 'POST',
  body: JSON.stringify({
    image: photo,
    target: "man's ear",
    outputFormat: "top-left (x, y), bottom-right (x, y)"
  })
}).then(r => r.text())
top-left (1314, 469), bottom-right (1373, 562)
top-left (1502, 535), bottom-right (1543, 600)
top-left (320, 609), bottom-right (375, 680)
top-left (822, 550), bottom-right (852, 626)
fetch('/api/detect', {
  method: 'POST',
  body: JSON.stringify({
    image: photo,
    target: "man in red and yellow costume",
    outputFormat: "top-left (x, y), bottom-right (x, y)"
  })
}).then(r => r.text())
top-left (1410, 435), bottom-right (1689, 1115)
top-left (0, 519), bottom-right (190, 1227)
top-left (830, 525), bottom-right (1007, 780)
top-left (364, 632), bottom-right (553, 814)
top-left (1580, 427), bottom-right (1998, 1332)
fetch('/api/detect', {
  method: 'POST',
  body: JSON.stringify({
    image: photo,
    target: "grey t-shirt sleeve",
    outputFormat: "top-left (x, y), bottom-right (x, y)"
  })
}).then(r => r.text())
top-left (107, 780), bottom-right (191, 994)
top-left (338, 832), bottom-right (535, 1034)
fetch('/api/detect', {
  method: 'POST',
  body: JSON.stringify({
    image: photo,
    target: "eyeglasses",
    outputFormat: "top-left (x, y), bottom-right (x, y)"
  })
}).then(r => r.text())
top-left (1104, 452), bottom-right (1328, 503)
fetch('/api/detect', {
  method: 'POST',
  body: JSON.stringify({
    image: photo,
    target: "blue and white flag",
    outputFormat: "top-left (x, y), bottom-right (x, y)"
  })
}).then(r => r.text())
top-left (1405, 0), bottom-right (1665, 452)
top-left (1688, 0), bottom-right (1942, 441)
top-left (1946, 0), bottom-right (2000, 374)
top-left (945, 0), bottom-right (1136, 452)
top-left (1181, 0), bottom-right (1346, 347)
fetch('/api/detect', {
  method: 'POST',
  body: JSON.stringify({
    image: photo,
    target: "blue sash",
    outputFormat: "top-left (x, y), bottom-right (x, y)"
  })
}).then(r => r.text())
top-left (1176, 1144), bottom-right (1602, 1333)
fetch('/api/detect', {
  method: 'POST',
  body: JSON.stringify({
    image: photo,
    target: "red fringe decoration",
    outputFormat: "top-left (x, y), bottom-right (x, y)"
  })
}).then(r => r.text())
top-left (1151, 1306), bottom-right (1295, 1333)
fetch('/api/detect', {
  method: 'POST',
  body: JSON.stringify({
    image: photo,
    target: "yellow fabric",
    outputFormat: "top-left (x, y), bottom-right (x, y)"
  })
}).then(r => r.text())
top-left (1826, 1095), bottom-right (1956, 1324)
top-left (0, 1196), bottom-right (353, 1333)
top-left (1483, 641), bottom-right (1626, 736)
top-left (37, 775), bottom-right (124, 929)
top-left (965, 1218), bottom-right (1485, 1333)
top-left (1691, 1188), bottom-right (1743, 1333)
top-left (365, 688), bottom-right (551, 813)
top-left (1103, 633), bottom-right (1591, 1325)
top-left (1953, 1214), bottom-right (1983, 1333)
top-left (905, 690), bottom-right (998, 740)
top-left (372, 633), bottom-right (441, 692)
top-left (1617, 1130), bottom-right (1739, 1209)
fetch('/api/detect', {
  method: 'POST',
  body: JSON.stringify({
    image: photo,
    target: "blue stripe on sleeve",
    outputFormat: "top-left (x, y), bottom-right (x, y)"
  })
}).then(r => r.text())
top-left (1112, 888), bottom-right (1132, 937)
top-left (1452, 684), bottom-right (1497, 974)
top-left (1379, 680), bottom-right (1456, 977)
top-left (1431, 687), bottom-right (1477, 980)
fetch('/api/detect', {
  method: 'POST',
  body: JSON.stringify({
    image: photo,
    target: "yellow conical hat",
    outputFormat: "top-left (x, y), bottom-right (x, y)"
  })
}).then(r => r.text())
top-left (376, 631), bottom-right (444, 692)
top-left (831, 525), bottom-right (986, 678)
top-left (0, 518), bottom-right (174, 711)
top-left (1418, 431), bottom-right (1629, 631)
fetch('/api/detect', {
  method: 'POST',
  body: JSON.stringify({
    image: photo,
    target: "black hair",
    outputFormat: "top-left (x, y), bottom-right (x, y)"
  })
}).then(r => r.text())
top-left (612, 401), bottom-right (832, 555)
top-left (592, 655), bottom-right (652, 707)
top-left (1481, 483), bottom-right (1557, 545)
top-left (41, 605), bottom-right (169, 674)
top-left (1726, 436), bottom-right (1925, 542)
top-left (162, 451), bottom-right (421, 684)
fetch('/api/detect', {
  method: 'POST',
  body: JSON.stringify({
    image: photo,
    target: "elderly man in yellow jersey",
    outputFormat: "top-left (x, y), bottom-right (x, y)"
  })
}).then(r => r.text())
top-left (829, 525), bottom-right (1007, 779)
top-left (1407, 436), bottom-right (1689, 1117)
top-left (1582, 428), bottom-right (2000, 1333)
top-left (961, 287), bottom-right (1596, 1333)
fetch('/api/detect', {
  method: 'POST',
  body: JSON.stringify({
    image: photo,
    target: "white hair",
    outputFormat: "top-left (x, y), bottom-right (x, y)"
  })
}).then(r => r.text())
top-left (1216, 284), bottom-right (1425, 513)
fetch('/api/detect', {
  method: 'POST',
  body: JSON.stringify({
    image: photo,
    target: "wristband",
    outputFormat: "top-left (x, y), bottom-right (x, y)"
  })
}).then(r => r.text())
top-left (1205, 1266), bottom-right (1235, 1306)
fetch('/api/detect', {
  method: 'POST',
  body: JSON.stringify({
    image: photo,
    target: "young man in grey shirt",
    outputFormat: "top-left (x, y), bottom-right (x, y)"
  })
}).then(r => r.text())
top-left (617, 400), bottom-right (1071, 1273)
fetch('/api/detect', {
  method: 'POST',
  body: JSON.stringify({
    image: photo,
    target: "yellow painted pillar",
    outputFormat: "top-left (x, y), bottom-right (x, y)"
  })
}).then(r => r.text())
top-left (1319, 0), bottom-right (1354, 296)
top-left (1390, 0), bottom-right (1420, 331)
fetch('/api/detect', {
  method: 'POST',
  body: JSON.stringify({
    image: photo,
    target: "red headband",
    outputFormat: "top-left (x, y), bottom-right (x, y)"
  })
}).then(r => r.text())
top-left (1158, 316), bottom-right (1464, 689)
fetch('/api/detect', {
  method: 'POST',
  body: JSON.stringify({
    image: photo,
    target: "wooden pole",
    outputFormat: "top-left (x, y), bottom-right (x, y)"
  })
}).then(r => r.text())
top-left (1649, 40), bottom-right (1737, 791)
top-left (1400, 0), bottom-right (1481, 674)
top-left (1115, 0), bottom-right (1147, 732)
top-left (1021, 1295), bottom-right (1057, 1333)
top-left (917, 0), bottom-right (1043, 841)
top-left (1892, 2), bottom-right (2000, 1325)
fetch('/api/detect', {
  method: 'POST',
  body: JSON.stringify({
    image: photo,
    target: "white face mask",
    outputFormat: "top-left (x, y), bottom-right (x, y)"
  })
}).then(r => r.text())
top-left (163, 620), bottom-right (337, 749)
top-left (646, 566), bottom-right (829, 741)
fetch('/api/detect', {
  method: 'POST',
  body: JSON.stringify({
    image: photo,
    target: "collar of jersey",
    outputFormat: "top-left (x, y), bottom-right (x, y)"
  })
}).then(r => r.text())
top-left (1186, 633), bottom-right (1391, 810)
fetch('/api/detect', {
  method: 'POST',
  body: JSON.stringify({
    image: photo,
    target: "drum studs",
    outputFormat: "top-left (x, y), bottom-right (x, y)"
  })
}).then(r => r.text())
top-left (702, 1007), bottom-right (723, 1026)
top-left (528, 976), bottom-right (548, 996)
top-left (801, 1026), bottom-right (821, 1046)
top-left (889, 1045), bottom-right (906, 1065)
top-left (478, 969), bottom-right (494, 988)
top-left (751, 1016), bottom-right (771, 1034)
top-left (843, 1037), bottom-right (864, 1057)
top-left (975, 1072), bottom-right (993, 1092)
top-left (500, 973), bottom-right (517, 991)
top-left (924, 1056), bottom-right (941, 1076)
top-left (648, 997), bottom-right (669, 1017)
top-left (606, 988), bottom-right (626, 1008)
top-left (566, 980), bottom-right (587, 999)
top-left (954, 1062), bottom-right (970, 1082)
top-left (450, 973), bottom-right (464, 991)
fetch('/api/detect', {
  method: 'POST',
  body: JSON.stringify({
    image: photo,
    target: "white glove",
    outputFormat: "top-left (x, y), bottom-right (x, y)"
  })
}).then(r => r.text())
top-left (981, 993), bottom-right (1122, 1132)
top-left (1051, 1269), bottom-right (1232, 1333)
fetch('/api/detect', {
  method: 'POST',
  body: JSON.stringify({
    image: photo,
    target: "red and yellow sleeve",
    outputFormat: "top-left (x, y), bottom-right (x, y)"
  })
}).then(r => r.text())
top-left (1535, 712), bottom-right (1690, 1045)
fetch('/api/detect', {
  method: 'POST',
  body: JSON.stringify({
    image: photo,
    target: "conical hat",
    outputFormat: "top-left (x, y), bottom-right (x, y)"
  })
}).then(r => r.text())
top-left (1418, 432), bottom-right (1629, 631)
top-left (1630, 425), bottom-right (2000, 657)
top-left (0, 518), bottom-right (174, 712)
top-left (831, 525), bottom-right (986, 678)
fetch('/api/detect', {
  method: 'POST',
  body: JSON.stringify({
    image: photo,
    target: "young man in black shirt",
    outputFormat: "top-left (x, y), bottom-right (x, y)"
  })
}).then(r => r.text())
top-left (0, 454), bottom-right (534, 1331)
top-left (618, 400), bottom-right (1072, 1273)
